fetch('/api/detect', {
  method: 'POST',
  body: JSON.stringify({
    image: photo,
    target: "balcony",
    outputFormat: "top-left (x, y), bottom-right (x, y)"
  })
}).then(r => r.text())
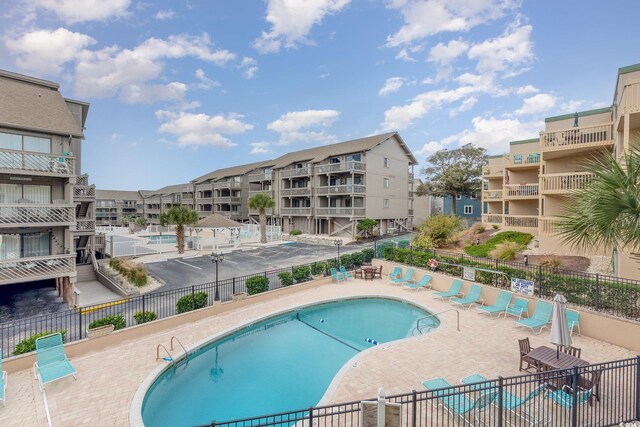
top-left (0, 149), bottom-right (76, 177)
top-left (72, 218), bottom-right (96, 233)
top-left (280, 167), bottom-right (312, 178)
top-left (618, 81), bottom-right (640, 116)
top-left (249, 207), bottom-right (275, 215)
top-left (315, 161), bottom-right (365, 174)
top-left (196, 183), bottom-right (212, 191)
top-left (216, 196), bottom-right (242, 204)
top-left (315, 207), bottom-right (366, 217)
top-left (281, 187), bottom-right (311, 197)
top-left (248, 172), bottom-right (273, 182)
top-left (482, 190), bottom-right (503, 201)
top-left (541, 124), bottom-right (613, 155)
top-left (73, 185), bottom-right (95, 201)
top-left (216, 211), bottom-right (243, 219)
top-left (482, 214), bottom-right (503, 224)
top-left (503, 215), bottom-right (538, 229)
top-left (315, 185), bottom-right (366, 195)
top-left (0, 254), bottom-right (76, 285)
top-left (0, 204), bottom-right (76, 227)
top-left (483, 167), bottom-right (504, 178)
top-left (504, 153), bottom-right (540, 169)
top-left (540, 172), bottom-right (594, 194)
top-left (504, 184), bottom-right (539, 199)
top-left (181, 198), bottom-right (194, 205)
top-left (539, 217), bottom-right (562, 236)
top-left (214, 181), bottom-right (242, 190)
top-left (248, 190), bottom-right (274, 198)
top-left (280, 207), bottom-right (312, 216)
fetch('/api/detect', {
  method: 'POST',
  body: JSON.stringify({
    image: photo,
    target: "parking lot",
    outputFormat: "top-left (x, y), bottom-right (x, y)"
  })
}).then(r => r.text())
top-left (145, 242), bottom-right (368, 292)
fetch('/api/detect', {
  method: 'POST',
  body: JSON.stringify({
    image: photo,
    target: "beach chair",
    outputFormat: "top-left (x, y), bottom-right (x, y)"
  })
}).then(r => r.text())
top-left (505, 298), bottom-right (529, 320)
top-left (433, 279), bottom-right (463, 300)
top-left (339, 266), bottom-right (353, 280)
top-left (477, 290), bottom-right (513, 318)
top-left (33, 333), bottom-right (77, 390)
top-left (389, 268), bottom-right (414, 285)
top-left (515, 301), bottom-right (553, 334)
top-left (566, 309), bottom-right (580, 335)
top-left (546, 385), bottom-right (593, 412)
top-left (330, 268), bottom-right (344, 283)
top-left (423, 378), bottom-right (497, 425)
top-left (387, 266), bottom-right (402, 280)
top-left (450, 284), bottom-right (484, 308)
top-left (0, 349), bottom-right (6, 406)
top-left (402, 275), bottom-right (432, 290)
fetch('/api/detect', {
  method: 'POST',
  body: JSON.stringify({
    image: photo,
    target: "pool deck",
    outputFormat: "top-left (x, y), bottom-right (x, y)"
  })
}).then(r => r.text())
top-left (0, 278), bottom-right (635, 426)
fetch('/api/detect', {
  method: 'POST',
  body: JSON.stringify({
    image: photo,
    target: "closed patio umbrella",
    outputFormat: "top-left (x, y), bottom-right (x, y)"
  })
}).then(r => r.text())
top-left (550, 294), bottom-right (572, 358)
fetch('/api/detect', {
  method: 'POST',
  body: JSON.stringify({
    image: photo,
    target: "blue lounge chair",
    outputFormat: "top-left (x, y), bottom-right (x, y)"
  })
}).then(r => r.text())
top-left (339, 266), bottom-right (353, 280)
top-left (566, 309), bottom-right (580, 335)
top-left (505, 298), bottom-right (529, 319)
top-left (515, 301), bottom-right (553, 334)
top-left (389, 268), bottom-right (414, 285)
top-left (0, 349), bottom-right (6, 406)
top-left (330, 268), bottom-right (344, 283)
top-left (423, 378), bottom-right (497, 425)
top-left (546, 385), bottom-right (593, 411)
top-left (477, 290), bottom-right (513, 318)
top-left (33, 333), bottom-right (77, 390)
top-left (388, 266), bottom-right (402, 280)
top-left (403, 275), bottom-right (432, 290)
top-left (433, 279), bottom-right (463, 300)
top-left (451, 284), bottom-right (484, 308)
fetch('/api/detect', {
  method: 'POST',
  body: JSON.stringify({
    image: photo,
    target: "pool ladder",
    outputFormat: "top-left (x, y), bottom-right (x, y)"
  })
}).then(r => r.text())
top-left (156, 336), bottom-right (190, 367)
top-left (412, 309), bottom-right (460, 336)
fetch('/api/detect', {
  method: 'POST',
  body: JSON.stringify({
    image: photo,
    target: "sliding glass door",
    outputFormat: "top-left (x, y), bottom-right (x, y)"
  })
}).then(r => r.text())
top-left (0, 232), bottom-right (52, 260)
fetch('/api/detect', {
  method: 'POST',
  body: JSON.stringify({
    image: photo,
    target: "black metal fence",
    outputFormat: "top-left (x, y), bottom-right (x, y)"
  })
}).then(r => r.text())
top-left (374, 241), bottom-right (640, 321)
top-left (200, 357), bottom-right (640, 427)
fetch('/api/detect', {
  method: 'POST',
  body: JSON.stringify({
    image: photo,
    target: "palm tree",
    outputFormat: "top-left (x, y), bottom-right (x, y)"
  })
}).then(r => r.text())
top-left (248, 193), bottom-right (276, 244)
top-left (159, 206), bottom-right (199, 254)
top-left (556, 149), bottom-right (640, 252)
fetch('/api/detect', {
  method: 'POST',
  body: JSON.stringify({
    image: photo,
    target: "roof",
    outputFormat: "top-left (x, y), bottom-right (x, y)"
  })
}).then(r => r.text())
top-left (509, 138), bottom-right (539, 145)
top-left (544, 107), bottom-right (612, 123)
top-left (618, 63), bottom-right (640, 75)
top-left (192, 160), bottom-right (271, 184)
top-left (141, 183), bottom-right (190, 198)
top-left (0, 69), bottom-right (85, 137)
top-left (95, 190), bottom-right (144, 201)
top-left (195, 213), bottom-right (243, 228)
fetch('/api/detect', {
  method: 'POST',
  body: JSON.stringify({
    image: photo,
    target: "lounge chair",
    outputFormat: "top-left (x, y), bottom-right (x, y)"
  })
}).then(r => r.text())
top-left (450, 284), bottom-right (484, 308)
top-left (566, 309), bottom-right (580, 335)
top-left (388, 266), bottom-right (402, 280)
top-left (546, 384), bottom-right (594, 411)
top-left (402, 275), bottom-right (432, 290)
top-left (423, 378), bottom-right (497, 425)
top-left (477, 290), bottom-right (513, 317)
top-left (389, 268), bottom-right (414, 285)
top-left (0, 349), bottom-right (6, 406)
top-left (330, 268), bottom-right (344, 283)
top-left (505, 298), bottom-right (529, 320)
top-left (433, 279), bottom-right (463, 300)
top-left (33, 333), bottom-right (77, 390)
top-left (339, 266), bottom-right (353, 280)
top-left (515, 301), bottom-right (553, 334)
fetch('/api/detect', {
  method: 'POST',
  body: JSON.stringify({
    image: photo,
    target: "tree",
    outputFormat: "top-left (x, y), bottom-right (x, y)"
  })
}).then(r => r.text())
top-left (356, 218), bottom-right (377, 238)
top-left (557, 149), bottom-right (640, 252)
top-left (159, 206), bottom-right (199, 254)
top-left (417, 143), bottom-right (487, 214)
top-left (248, 193), bottom-right (276, 244)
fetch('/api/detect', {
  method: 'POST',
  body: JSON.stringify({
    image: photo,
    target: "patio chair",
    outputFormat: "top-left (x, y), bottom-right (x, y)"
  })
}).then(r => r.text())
top-left (33, 333), bottom-right (77, 390)
top-left (505, 298), bottom-right (529, 320)
top-left (330, 268), bottom-right (344, 283)
top-left (339, 266), bottom-right (353, 280)
top-left (450, 284), bottom-right (484, 308)
top-left (387, 266), bottom-right (402, 280)
top-left (518, 338), bottom-right (537, 372)
top-left (354, 268), bottom-right (363, 279)
top-left (477, 290), bottom-right (513, 318)
top-left (0, 349), bottom-right (6, 406)
top-left (433, 279), bottom-right (464, 300)
top-left (566, 309), bottom-right (580, 335)
top-left (389, 268), bottom-right (414, 285)
top-left (402, 275), bottom-right (432, 290)
top-left (577, 370), bottom-right (602, 405)
top-left (561, 346), bottom-right (581, 358)
top-left (423, 377), bottom-right (497, 425)
top-left (515, 301), bottom-right (553, 334)
top-left (374, 265), bottom-right (383, 279)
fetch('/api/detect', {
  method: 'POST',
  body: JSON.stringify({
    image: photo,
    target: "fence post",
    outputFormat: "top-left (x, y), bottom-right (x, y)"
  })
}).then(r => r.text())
top-left (142, 294), bottom-right (146, 316)
top-left (594, 274), bottom-right (600, 311)
top-left (497, 376), bottom-right (503, 427)
top-left (308, 406), bottom-right (314, 427)
top-left (78, 309), bottom-right (83, 340)
top-left (411, 390), bottom-right (417, 427)
top-left (232, 277), bottom-right (236, 294)
top-left (537, 265), bottom-right (543, 297)
top-left (374, 240), bottom-right (377, 258)
top-left (495, 259), bottom-right (499, 287)
top-left (571, 366), bottom-right (579, 427)
top-left (636, 355), bottom-right (640, 421)
top-left (409, 245), bottom-right (413, 266)
top-left (191, 285), bottom-right (195, 311)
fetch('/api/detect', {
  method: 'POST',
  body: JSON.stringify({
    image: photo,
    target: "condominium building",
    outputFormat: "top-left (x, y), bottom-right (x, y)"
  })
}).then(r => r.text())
top-left (139, 184), bottom-right (189, 224)
top-left (482, 62), bottom-right (640, 277)
top-left (0, 70), bottom-right (95, 297)
top-left (94, 190), bottom-right (144, 226)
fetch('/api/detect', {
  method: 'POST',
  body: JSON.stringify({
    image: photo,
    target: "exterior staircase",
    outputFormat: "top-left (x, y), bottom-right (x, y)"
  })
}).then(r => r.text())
top-left (76, 264), bottom-right (97, 283)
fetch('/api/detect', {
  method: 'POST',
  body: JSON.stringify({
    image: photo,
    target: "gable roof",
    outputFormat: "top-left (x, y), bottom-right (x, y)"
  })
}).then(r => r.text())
top-left (195, 213), bottom-right (243, 228)
top-left (192, 160), bottom-right (272, 184)
top-left (95, 190), bottom-right (144, 201)
top-left (141, 183), bottom-right (190, 198)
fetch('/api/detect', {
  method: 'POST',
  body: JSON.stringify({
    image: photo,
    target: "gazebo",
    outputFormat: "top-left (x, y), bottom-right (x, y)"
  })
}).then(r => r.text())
top-left (190, 214), bottom-right (243, 251)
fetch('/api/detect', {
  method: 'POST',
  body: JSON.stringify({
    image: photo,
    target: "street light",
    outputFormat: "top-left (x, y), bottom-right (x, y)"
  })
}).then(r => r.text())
top-left (211, 252), bottom-right (224, 301)
top-left (334, 239), bottom-right (342, 267)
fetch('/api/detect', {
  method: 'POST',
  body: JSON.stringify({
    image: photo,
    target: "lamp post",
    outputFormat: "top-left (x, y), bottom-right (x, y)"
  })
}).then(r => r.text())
top-left (211, 252), bottom-right (224, 301)
top-left (334, 239), bottom-right (342, 267)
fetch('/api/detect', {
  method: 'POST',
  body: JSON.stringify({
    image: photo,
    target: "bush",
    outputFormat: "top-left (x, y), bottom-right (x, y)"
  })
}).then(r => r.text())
top-left (278, 271), bottom-right (294, 287)
top-left (293, 266), bottom-right (311, 283)
top-left (326, 258), bottom-right (338, 271)
top-left (246, 276), bottom-right (269, 295)
top-left (474, 224), bottom-right (486, 234)
top-left (464, 231), bottom-right (533, 257)
top-left (489, 242), bottom-right (523, 261)
top-left (133, 310), bottom-right (157, 324)
top-left (417, 215), bottom-right (462, 248)
top-left (176, 292), bottom-right (209, 314)
top-left (14, 330), bottom-right (67, 355)
top-left (89, 314), bottom-right (126, 331)
top-left (108, 257), bottom-right (149, 287)
top-left (540, 256), bottom-right (563, 271)
top-left (109, 257), bottom-right (121, 269)
top-left (311, 262), bottom-right (326, 276)
top-left (340, 254), bottom-right (353, 268)
top-left (492, 224), bottom-right (500, 230)
top-left (130, 269), bottom-right (148, 287)
top-left (351, 251), bottom-right (365, 266)
top-left (289, 229), bottom-right (302, 236)
top-left (361, 248), bottom-right (375, 263)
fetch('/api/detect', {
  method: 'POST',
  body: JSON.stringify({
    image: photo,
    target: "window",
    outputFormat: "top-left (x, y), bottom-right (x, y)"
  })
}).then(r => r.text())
top-left (0, 183), bottom-right (51, 203)
top-left (383, 157), bottom-right (390, 168)
top-left (346, 153), bottom-right (361, 162)
top-left (383, 178), bottom-right (389, 188)
top-left (464, 205), bottom-right (473, 215)
top-left (456, 195), bottom-right (462, 200)
top-left (0, 132), bottom-right (51, 153)
top-left (383, 199), bottom-right (389, 208)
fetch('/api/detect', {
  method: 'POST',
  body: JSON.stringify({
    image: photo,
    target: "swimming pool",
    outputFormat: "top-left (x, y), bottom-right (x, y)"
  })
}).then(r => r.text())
top-left (140, 297), bottom-right (438, 426)
top-left (146, 235), bottom-right (192, 244)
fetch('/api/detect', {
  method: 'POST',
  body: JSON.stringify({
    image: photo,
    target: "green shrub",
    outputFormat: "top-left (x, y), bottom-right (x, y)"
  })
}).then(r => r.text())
top-left (326, 258), bottom-right (338, 271)
top-left (489, 242), bottom-right (523, 261)
top-left (176, 292), bottom-right (208, 314)
top-left (278, 271), bottom-right (294, 287)
top-left (109, 257), bottom-right (121, 269)
top-left (464, 231), bottom-right (533, 257)
top-left (492, 224), bottom-right (499, 230)
top-left (89, 314), bottom-right (126, 330)
top-left (474, 225), bottom-right (486, 234)
top-left (14, 330), bottom-right (67, 355)
top-left (351, 251), bottom-right (365, 266)
top-left (397, 239), bottom-right (410, 249)
top-left (417, 215), bottom-right (463, 248)
top-left (108, 257), bottom-right (149, 287)
top-left (246, 276), bottom-right (269, 295)
top-left (311, 262), bottom-right (326, 276)
top-left (130, 269), bottom-right (148, 287)
top-left (340, 254), bottom-right (352, 268)
top-left (361, 248), bottom-right (375, 263)
top-left (133, 310), bottom-right (157, 324)
top-left (293, 266), bottom-right (311, 283)
top-left (540, 256), bottom-right (563, 271)
top-left (289, 229), bottom-right (302, 236)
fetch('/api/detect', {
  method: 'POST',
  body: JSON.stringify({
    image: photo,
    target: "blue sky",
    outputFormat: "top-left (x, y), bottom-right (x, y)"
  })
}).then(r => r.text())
top-left (0, 0), bottom-right (638, 190)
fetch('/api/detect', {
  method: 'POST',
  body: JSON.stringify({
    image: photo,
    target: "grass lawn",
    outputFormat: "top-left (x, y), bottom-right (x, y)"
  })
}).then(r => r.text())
top-left (464, 231), bottom-right (533, 257)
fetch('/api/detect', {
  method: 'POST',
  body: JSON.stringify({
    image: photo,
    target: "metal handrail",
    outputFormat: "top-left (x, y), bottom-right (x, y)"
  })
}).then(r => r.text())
top-left (156, 344), bottom-right (173, 362)
top-left (415, 308), bottom-right (460, 334)
top-left (170, 336), bottom-right (189, 366)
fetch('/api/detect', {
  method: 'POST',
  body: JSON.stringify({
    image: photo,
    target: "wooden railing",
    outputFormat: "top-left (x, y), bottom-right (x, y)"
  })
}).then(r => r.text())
top-left (482, 214), bottom-right (503, 224)
top-left (280, 207), bottom-right (312, 215)
top-left (0, 254), bottom-right (75, 285)
top-left (0, 149), bottom-right (76, 176)
top-left (213, 181), bottom-right (242, 190)
top-left (72, 219), bottom-right (96, 232)
top-left (281, 187), bottom-right (311, 196)
top-left (315, 185), bottom-right (366, 195)
top-left (482, 190), bottom-right (503, 200)
top-left (315, 161), bottom-right (365, 174)
top-left (315, 207), bottom-right (366, 216)
top-left (195, 183), bottom-right (212, 191)
top-left (540, 172), bottom-right (594, 193)
top-left (504, 215), bottom-right (538, 228)
top-left (0, 204), bottom-right (76, 227)
top-left (539, 217), bottom-right (562, 235)
top-left (541, 124), bottom-right (613, 151)
top-left (280, 167), bottom-right (312, 178)
top-left (620, 82), bottom-right (640, 115)
top-left (216, 211), bottom-right (243, 218)
top-left (215, 196), bottom-right (242, 204)
top-left (248, 190), bottom-right (274, 198)
top-left (247, 172), bottom-right (273, 182)
top-left (73, 185), bottom-right (95, 199)
top-left (482, 167), bottom-right (504, 176)
top-left (504, 184), bottom-right (539, 198)
top-left (504, 153), bottom-right (540, 167)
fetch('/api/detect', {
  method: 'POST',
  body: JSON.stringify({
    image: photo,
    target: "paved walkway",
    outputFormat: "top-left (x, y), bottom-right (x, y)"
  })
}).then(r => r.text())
top-left (0, 279), bottom-right (635, 426)
top-left (74, 281), bottom-right (122, 307)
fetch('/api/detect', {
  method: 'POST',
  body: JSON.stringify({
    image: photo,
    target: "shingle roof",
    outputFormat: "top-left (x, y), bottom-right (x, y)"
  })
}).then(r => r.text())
top-left (195, 213), bottom-right (243, 228)
top-left (95, 190), bottom-right (144, 201)
top-left (0, 69), bottom-right (85, 137)
top-left (192, 160), bottom-right (272, 184)
top-left (141, 183), bottom-right (191, 198)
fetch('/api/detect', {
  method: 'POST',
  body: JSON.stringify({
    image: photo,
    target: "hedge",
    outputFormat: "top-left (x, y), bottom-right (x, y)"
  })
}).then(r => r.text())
top-left (246, 276), bottom-right (269, 295)
top-left (89, 314), bottom-right (126, 330)
top-left (14, 330), bottom-right (67, 355)
top-left (134, 310), bottom-right (158, 324)
top-left (176, 292), bottom-right (208, 314)
top-left (293, 266), bottom-right (311, 283)
top-left (278, 272), bottom-right (294, 287)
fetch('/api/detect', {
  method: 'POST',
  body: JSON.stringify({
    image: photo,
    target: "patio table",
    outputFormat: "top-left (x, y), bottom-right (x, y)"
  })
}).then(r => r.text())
top-left (527, 346), bottom-right (589, 371)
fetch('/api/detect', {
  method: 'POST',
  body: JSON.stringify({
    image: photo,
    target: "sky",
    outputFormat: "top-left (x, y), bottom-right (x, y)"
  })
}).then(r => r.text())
top-left (0, 0), bottom-right (638, 191)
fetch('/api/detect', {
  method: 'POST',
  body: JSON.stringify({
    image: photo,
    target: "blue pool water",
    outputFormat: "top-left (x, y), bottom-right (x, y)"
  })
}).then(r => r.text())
top-left (141, 298), bottom-right (438, 426)
top-left (146, 235), bottom-right (193, 244)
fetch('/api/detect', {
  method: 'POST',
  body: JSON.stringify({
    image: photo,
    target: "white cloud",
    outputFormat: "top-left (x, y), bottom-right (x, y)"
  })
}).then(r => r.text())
top-left (514, 93), bottom-right (557, 116)
top-left (395, 48), bottom-right (416, 62)
top-left (386, 0), bottom-right (515, 47)
top-left (25, 0), bottom-right (130, 24)
top-left (267, 109), bottom-right (340, 144)
top-left (120, 82), bottom-right (188, 104)
top-left (155, 9), bottom-right (175, 20)
top-left (449, 96), bottom-right (477, 117)
top-left (467, 24), bottom-right (534, 74)
top-left (193, 68), bottom-right (220, 90)
top-left (5, 28), bottom-right (96, 74)
top-left (238, 57), bottom-right (258, 79)
top-left (155, 110), bottom-right (253, 148)
top-left (415, 132), bottom-right (463, 158)
top-left (378, 77), bottom-right (406, 96)
top-left (253, 0), bottom-right (351, 53)
top-left (457, 115), bottom-right (541, 152)
top-left (516, 85), bottom-right (538, 95)
top-left (250, 142), bottom-right (272, 154)
top-left (428, 39), bottom-right (469, 66)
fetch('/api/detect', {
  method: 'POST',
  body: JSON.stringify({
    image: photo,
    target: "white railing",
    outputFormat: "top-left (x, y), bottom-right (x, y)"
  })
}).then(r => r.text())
top-left (620, 82), bottom-right (640, 115)
top-left (482, 190), bottom-right (503, 200)
top-left (504, 184), bottom-right (539, 198)
top-left (95, 226), bottom-right (130, 235)
top-left (72, 219), bottom-right (96, 232)
top-left (239, 224), bottom-right (282, 244)
top-left (315, 185), bottom-right (366, 195)
top-left (504, 215), bottom-right (538, 228)
top-left (315, 161), bottom-right (365, 174)
top-left (483, 167), bottom-right (504, 176)
top-left (315, 207), bottom-right (366, 216)
top-left (540, 172), bottom-right (594, 193)
top-left (280, 167), bottom-right (312, 178)
top-left (280, 207), bottom-right (312, 215)
top-left (214, 181), bottom-right (242, 190)
top-left (0, 254), bottom-right (75, 285)
top-left (281, 187), bottom-right (311, 196)
top-left (539, 217), bottom-right (562, 235)
top-left (504, 153), bottom-right (540, 167)
top-left (73, 185), bottom-right (95, 199)
top-left (482, 214), bottom-right (503, 224)
top-left (248, 172), bottom-right (273, 182)
top-left (541, 124), bottom-right (613, 151)
top-left (0, 149), bottom-right (76, 175)
top-left (0, 204), bottom-right (76, 227)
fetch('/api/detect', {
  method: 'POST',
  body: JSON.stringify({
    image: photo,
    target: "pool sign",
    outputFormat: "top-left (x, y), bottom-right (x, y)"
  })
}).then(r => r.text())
top-left (511, 277), bottom-right (535, 296)
top-left (463, 267), bottom-right (476, 281)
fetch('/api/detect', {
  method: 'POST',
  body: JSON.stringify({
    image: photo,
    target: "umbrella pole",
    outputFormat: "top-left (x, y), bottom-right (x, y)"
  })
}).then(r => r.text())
top-left (557, 345), bottom-right (560, 359)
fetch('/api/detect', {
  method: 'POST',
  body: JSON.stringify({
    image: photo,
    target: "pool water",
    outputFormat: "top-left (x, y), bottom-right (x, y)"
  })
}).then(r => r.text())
top-left (141, 298), bottom-right (438, 426)
top-left (146, 235), bottom-right (192, 244)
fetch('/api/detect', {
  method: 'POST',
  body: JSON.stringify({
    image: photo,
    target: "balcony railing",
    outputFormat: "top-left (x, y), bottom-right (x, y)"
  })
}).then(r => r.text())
top-left (482, 190), bottom-right (503, 200)
top-left (0, 149), bottom-right (76, 176)
top-left (216, 196), bottom-right (242, 204)
top-left (315, 185), bottom-right (366, 195)
top-left (0, 204), bottom-right (76, 227)
top-left (504, 215), bottom-right (538, 229)
top-left (249, 208), bottom-right (275, 215)
top-left (181, 198), bottom-right (194, 205)
top-left (315, 207), bottom-right (366, 216)
top-left (315, 161), bottom-right (365, 174)
top-left (539, 217), bottom-right (562, 235)
top-left (73, 185), bottom-right (95, 200)
top-left (281, 187), bottom-right (311, 196)
top-left (540, 172), bottom-right (594, 194)
top-left (216, 211), bottom-right (243, 219)
top-left (280, 207), bottom-right (312, 215)
top-left (504, 153), bottom-right (540, 168)
top-left (0, 254), bottom-right (76, 285)
top-left (214, 181), bottom-right (242, 190)
top-left (280, 167), bottom-right (312, 178)
top-left (248, 190), bottom-right (274, 198)
top-left (196, 183), bottom-right (212, 191)
top-left (482, 167), bottom-right (504, 177)
top-left (72, 219), bottom-right (96, 232)
top-left (247, 172), bottom-right (273, 182)
top-left (541, 124), bottom-right (613, 152)
top-left (482, 214), bottom-right (503, 224)
top-left (504, 184), bottom-right (539, 198)
top-left (619, 82), bottom-right (640, 115)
